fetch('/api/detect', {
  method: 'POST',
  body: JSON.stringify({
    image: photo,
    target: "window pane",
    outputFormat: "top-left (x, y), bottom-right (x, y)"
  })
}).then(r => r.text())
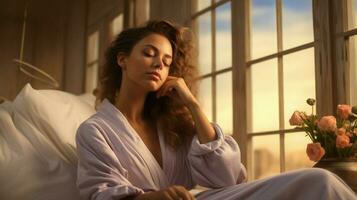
top-left (347, 0), bottom-right (357, 30)
top-left (109, 14), bottom-right (123, 41)
top-left (285, 132), bottom-right (315, 172)
top-left (251, 0), bottom-right (277, 59)
top-left (198, 77), bottom-right (213, 122)
top-left (85, 63), bottom-right (98, 93)
top-left (252, 135), bottom-right (280, 179)
top-left (197, 0), bottom-right (211, 11)
top-left (197, 12), bottom-right (212, 75)
top-left (87, 31), bottom-right (99, 64)
top-left (282, 0), bottom-right (313, 49)
top-left (217, 71), bottom-right (232, 135)
top-left (216, 2), bottom-right (232, 70)
top-left (251, 59), bottom-right (279, 132)
top-left (349, 36), bottom-right (357, 105)
top-left (284, 48), bottom-right (315, 129)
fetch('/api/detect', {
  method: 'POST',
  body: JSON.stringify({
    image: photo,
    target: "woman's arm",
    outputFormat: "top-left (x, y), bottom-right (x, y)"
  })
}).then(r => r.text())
top-left (157, 76), bottom-right (247, 188)
top-left (186, 101), bottom-right (216, 144)
top-left (156, 76), bottom-right (216, 144)
top-left (188, 124), bottom-right (247, 188)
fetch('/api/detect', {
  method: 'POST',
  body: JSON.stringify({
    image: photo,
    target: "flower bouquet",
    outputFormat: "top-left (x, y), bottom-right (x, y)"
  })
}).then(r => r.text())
top-left (289, 98), bottom-right (357, 162)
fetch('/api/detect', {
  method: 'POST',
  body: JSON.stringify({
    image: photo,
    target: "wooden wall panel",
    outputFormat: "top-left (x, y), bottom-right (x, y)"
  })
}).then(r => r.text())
top-left (150, 0), bottom-right (191, 25)
top-left (63, 0), bottom-right (87, 94)
top-left (0, 0), bottom-right (88, 99)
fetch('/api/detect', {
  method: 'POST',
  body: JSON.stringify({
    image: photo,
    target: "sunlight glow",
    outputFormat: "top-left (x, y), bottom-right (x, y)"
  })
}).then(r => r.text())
top-left (216, 2), bottom-right (232, 70)
top-left (217, 72), bottom-right (233, 134)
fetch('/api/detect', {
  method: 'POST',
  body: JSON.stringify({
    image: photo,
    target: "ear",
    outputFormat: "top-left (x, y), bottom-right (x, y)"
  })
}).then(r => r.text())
top-left (117, 53), bottom-right (127, 70)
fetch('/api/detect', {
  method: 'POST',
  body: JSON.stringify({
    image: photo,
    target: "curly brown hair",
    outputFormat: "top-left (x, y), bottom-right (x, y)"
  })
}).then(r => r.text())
top-left (95, 20), bottom-right (199, 150)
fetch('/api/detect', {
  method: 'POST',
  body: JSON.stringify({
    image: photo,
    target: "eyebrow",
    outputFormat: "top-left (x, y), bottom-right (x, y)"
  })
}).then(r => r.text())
top-left (144, 44), bottom-right (172, 59)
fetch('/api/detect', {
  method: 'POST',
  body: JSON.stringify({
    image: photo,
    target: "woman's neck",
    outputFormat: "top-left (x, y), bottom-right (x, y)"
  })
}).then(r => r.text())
top-left (114, 83), bottom-right (148, 124)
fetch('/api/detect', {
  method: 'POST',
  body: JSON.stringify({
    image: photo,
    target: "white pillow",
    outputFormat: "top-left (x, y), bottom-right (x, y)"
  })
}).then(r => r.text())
top-left (77, 92), bottom-right (96, 108)
top-left (0, 83), bottom-right (95, 200)
top-left (13, 83), bottom-right (95, 149)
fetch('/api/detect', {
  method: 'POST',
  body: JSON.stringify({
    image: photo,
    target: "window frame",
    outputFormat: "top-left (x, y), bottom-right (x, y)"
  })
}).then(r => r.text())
top-left (190, 0), bottom-right (347, 180)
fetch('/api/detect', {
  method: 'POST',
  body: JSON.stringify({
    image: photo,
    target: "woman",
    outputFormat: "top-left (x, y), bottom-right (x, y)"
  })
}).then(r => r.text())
top-left (76, 20), bottom-right (356, 200)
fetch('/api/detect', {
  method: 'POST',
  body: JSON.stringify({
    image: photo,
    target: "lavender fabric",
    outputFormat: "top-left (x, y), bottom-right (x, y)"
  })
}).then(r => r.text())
top-left (76, 99), bottom-right (357, 200)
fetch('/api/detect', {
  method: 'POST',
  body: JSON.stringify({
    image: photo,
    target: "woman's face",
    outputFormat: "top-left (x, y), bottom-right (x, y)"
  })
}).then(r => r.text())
top-left (118, 33), bottom-right (173, 92)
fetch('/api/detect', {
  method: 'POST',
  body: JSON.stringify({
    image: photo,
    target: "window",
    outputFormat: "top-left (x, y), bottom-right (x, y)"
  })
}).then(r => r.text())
top-left (191, 0), bottom-right (317, 180)
top-left (85, 31), bottom-right (99, 93)
top-left (109, 14), bottom-right (124, 42)
top-left (85, 12), bottom-right (124, 95)
top-left (249, 0), bottom-right (315, 179)
top-left (192, 0), bottom-right (233, 135)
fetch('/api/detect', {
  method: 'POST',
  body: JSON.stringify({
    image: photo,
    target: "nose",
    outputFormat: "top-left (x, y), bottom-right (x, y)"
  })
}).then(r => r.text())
top-left (153, 56), bottom-right (163, 69)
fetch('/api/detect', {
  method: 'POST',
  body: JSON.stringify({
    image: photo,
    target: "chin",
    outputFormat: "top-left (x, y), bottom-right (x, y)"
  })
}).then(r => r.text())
top-left (144, 81), bottom-right (162, 92)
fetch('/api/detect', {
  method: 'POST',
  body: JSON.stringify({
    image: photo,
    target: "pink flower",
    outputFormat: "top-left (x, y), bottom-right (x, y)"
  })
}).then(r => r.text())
top-left (346, 132), bottom-right (353, 137)
top-left (306, 143), bottom-right (325, 162)
top-left (289, 111), bottom-right (304, 126)
top-left (336, 128), bottom-right (353, 137)
top-left (317, 116), bottom-right (337, 132)
top-left (336, 134), bottom-right (352, 148)
top-left (337, 104), bottom-right (351, 119)
top-left (336, 128), bottom-right (346, 136)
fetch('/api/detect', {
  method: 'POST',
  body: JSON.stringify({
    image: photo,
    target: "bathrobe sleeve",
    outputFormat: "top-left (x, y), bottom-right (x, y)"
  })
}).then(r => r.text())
top-left (76, 123), bottom-right (144, 200)
top-left (188, 123), bottom-right (247, 188)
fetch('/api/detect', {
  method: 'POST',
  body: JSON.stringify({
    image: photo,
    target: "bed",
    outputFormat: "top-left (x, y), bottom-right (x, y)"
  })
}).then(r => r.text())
top-left (0, 83), bottom-right (95, 199)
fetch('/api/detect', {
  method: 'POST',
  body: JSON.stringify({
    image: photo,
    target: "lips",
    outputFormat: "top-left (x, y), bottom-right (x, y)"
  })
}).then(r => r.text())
top-left (146, 71), bottom-right (161, 80)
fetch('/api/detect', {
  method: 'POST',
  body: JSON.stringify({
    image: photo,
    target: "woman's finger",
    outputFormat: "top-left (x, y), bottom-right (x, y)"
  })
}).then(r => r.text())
top-left (166, 187), bottom-right (180, 200)
top-left (174, 187), bottom-right (192, 200)
top-left (157, 80), bottom-right (176, 97)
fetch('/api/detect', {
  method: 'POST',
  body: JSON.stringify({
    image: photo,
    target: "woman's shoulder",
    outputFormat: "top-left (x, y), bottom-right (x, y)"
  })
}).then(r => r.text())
top-left (76, 108), bottom-right (127, 139)
top-left (76, 112), bottom-right (106, 136)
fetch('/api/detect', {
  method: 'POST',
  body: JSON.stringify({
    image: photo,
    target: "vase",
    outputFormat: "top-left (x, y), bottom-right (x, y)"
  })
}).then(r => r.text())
top-left (313, 158), bottom-right (357, 193)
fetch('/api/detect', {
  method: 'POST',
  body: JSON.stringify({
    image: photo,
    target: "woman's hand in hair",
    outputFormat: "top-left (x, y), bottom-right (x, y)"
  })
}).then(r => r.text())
top-left (156, 76), bottom-right (198, 108)
top-left (134, 185), bottom-right (195, 200)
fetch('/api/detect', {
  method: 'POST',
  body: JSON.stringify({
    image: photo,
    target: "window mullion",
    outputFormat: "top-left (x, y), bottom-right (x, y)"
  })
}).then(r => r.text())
top-left (232, 0), bottom-right (251, 179)
top-left (212, 0), bottom-right (217, 123)
top-left (276, 0), bottom-right (285, 173)
top-left (312, 0), bottom-right (334, 116)
top-left (330, 0), bottom-right (348, 107)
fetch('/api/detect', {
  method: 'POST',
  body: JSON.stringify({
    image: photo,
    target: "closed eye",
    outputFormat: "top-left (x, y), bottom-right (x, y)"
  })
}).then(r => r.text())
top-left (163, 58), bottom-right (171, 67)
top-left (144, 50), bottom-right (155, 57)
top-left (143, 45), bottom-right (172, 66)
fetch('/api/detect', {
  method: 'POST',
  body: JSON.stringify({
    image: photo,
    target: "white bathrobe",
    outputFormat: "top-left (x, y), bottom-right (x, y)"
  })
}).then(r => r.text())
top-left (76, 99), bottom-right (356, 200)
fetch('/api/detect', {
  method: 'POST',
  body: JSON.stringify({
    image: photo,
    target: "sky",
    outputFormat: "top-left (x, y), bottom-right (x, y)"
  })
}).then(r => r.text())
top-left (195, 0), bottom-right (320, 177)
